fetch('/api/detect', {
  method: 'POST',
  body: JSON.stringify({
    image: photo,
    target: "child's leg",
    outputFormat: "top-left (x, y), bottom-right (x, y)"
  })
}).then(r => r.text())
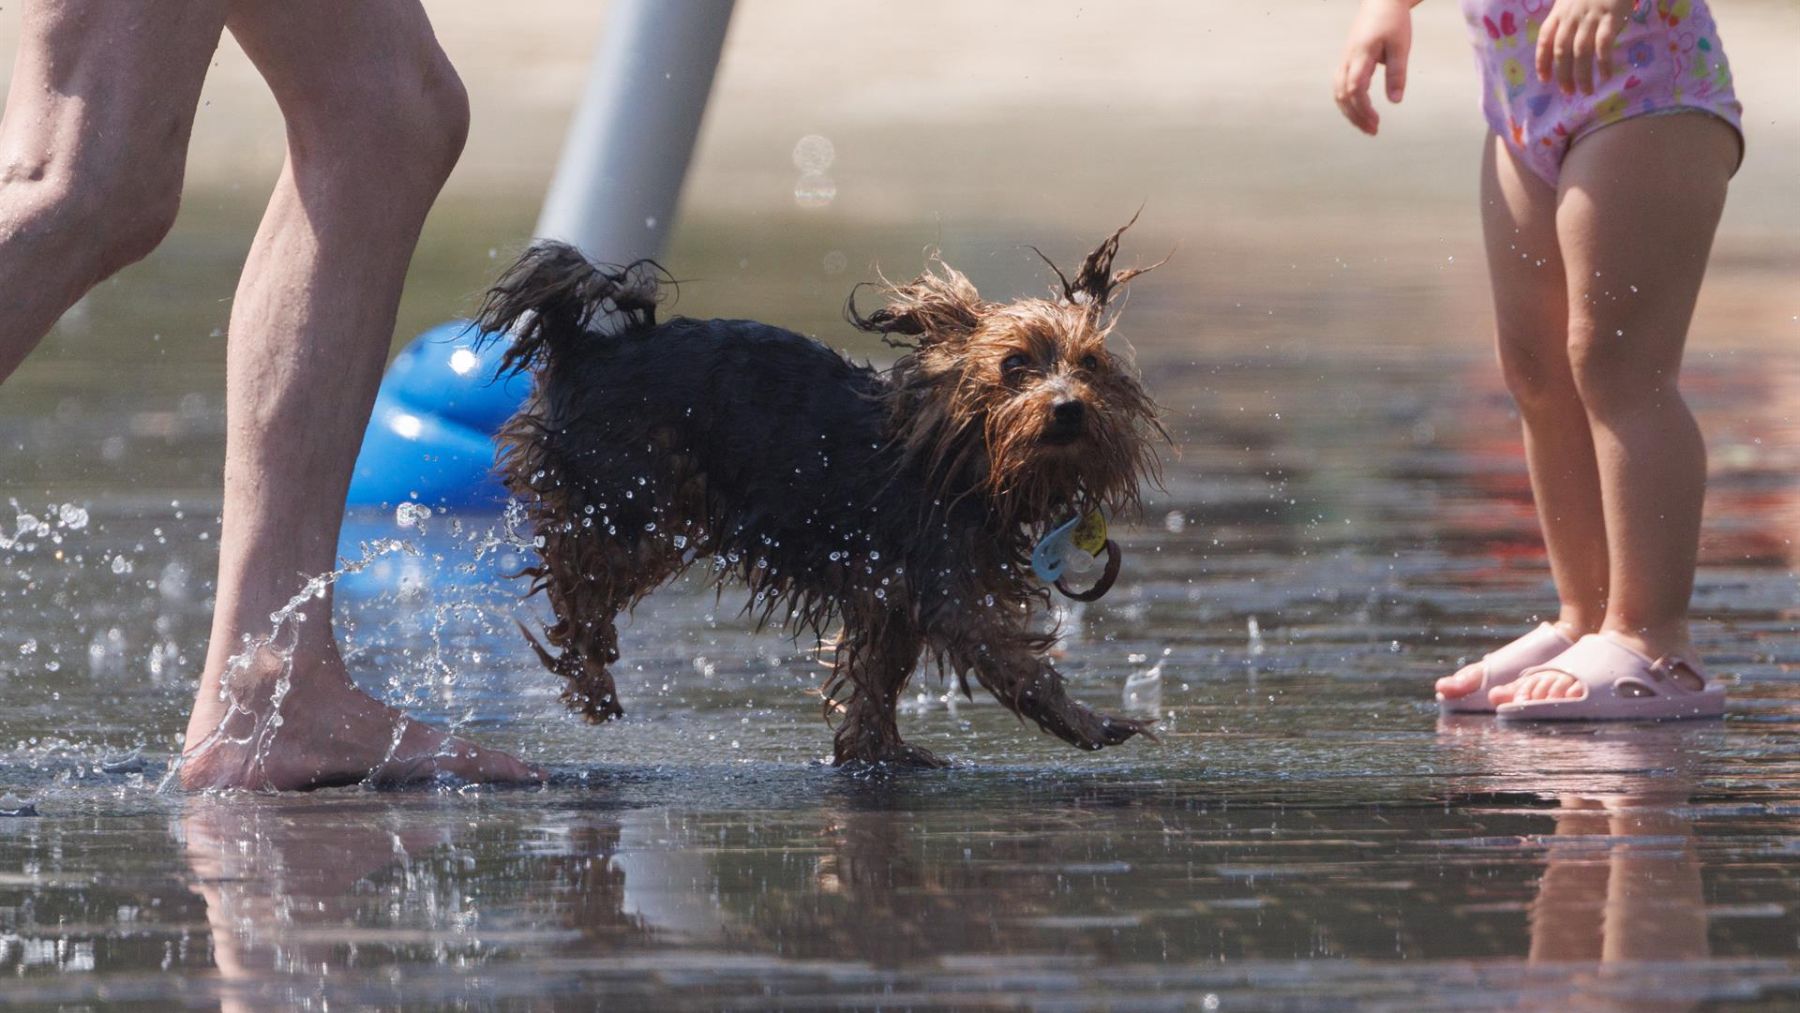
top-left (1437, 136), bottom-right (1609, 703)
top-left (1492, 113), bottom-right (1737, 705)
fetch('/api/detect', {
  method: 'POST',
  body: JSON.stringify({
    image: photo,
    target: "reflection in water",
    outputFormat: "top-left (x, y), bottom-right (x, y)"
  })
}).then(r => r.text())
top-left (143, 721), bottom-right (1784, 1008)
top-left (1440, 721), bottom-right (1716, 1012)
top-left (178, 798), bottom-right (652, 1008)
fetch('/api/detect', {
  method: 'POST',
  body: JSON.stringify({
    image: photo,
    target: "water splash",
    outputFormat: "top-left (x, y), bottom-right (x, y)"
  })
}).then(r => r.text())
top-left (1122, 659), bottom-right (1164, 714)
top-left (159, 537), bottom-right (422, 793)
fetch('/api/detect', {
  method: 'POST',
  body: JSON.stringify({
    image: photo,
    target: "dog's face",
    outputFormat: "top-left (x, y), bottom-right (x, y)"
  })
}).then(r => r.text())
top-left (956, 297), bottom-right (1157, 517)
top-left (853, 220), bottom-right (1166, 526)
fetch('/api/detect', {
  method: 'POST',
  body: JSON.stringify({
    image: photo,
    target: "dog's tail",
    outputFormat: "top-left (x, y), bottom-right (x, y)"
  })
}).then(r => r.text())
top-left (473, 241), bottom-right (668, 378)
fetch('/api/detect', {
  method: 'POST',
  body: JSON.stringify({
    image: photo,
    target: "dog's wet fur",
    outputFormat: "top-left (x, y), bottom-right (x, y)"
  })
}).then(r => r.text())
top-left (477, 220), bottom-right (1166, 767)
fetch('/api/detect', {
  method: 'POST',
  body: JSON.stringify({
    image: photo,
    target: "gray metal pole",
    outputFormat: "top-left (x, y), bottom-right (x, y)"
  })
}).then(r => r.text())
top-left (534, 0), bottom-right (736, 266)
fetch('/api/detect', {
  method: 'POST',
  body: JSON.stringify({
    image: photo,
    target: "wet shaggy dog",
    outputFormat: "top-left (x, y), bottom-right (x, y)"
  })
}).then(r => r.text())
top-left (477, 222), bottom-right (1166, 767)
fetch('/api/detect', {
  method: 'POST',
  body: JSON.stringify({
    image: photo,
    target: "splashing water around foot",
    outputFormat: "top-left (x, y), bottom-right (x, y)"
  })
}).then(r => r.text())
top-left (159, 538), bottom-right (425, 793)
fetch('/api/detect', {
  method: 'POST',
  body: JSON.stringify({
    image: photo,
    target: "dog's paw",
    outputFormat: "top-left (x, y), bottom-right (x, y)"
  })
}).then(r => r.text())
top-left (1050, 707), bottom-right (1156, 751)
top-left (1093, 713), bottom-right (1157, 747)
top-left (835, 742), bottom-right (949, 771)
top-left (562, 686), bottom-right (625, 724)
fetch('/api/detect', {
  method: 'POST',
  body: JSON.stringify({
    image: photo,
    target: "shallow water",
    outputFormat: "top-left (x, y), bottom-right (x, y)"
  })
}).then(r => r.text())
top-left (2, 208), bottom-right (1798, 1009)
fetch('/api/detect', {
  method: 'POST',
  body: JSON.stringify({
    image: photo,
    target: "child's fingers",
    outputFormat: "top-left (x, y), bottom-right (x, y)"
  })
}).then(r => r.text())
top-left (1354, 56), bottom-right (1382, 132)
top-left (1535, 12), bottom-right (1560, 83)
top-left (1595, 17), bottom-right (1618, 81)
top-left (1340, 51), bottom-right (1380, 134)
top-left (1385, 42), bottom-right (1409, 103)
top-left (1573, 18), bottom-right (1598, 95)
top-left (1553, 16), bottom-right (1580, 95)
top-left (1332, 58), bottom-right (1361, 129)
top-left (1333, 62), bottom-right (1368, 132)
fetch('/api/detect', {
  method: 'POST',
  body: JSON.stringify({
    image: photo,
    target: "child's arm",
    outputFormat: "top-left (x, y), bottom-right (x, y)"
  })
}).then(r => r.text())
top-left (1535, 0), bottom-right (1638, 97)
top-left (1335, 0), bottom-right (1425, 135)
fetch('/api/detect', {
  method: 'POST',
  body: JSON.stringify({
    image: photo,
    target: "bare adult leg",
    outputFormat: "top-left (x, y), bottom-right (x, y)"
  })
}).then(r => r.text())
top-left (0, 0), bottom-right (223, 378)
top-left (1491, 113), bottom-right (1736, 705)
top-left (1437, 136), bottom-right (1609, 703)
top-left (178, 2), bottom-right (539, 789)
top-left (181, 801), bottom-right (456, 1013)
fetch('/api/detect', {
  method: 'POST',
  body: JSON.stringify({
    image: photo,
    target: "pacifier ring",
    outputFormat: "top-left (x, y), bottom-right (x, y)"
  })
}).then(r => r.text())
top-left (1053, 538), bottom-right (1121, 602)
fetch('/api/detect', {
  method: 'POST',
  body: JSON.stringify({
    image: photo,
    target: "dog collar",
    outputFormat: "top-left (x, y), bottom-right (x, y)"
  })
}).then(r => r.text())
top-left (1031, 509), bottom-right (1122, 601)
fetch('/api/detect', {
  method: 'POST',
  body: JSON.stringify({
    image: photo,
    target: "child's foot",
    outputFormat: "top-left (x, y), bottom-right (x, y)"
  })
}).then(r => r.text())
top-left (1488, 627), bottom-right (1700, 707)
top-left (1436, 621), bottom-right (1577, 713)
top-left (1492, 630), bottom-right (1723, 721)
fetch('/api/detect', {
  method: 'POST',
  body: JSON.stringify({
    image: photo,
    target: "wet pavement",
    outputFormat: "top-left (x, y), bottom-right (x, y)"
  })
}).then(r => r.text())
top-left (2, 216), bottom-right (1798, 1009)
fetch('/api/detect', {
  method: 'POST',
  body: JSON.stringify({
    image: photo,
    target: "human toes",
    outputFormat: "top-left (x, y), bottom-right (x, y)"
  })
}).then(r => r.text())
top-left (430, 735), bottom-right (544, 784)
top-left (1540, 672), bottom-right (1583, 701)
top-left (1486, 678), bottom-right (1520, 707)
top-left (370, 722), bottom-right (543, 786)
top-left (1506, 671), bottom-right (1581, 703)
top-left (1436, 662), bottom-right (1486, 701)
top-left (457, 740), bottom-right (546, 784)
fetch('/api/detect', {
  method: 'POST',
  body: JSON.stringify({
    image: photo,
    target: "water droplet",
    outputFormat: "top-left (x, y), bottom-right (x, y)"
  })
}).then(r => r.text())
top-left (395, 502), bottom-right (432, 530)
top-left (792, 133), bottom-right (835, 173)
top-left (57, 504), bottom-right (88, 530)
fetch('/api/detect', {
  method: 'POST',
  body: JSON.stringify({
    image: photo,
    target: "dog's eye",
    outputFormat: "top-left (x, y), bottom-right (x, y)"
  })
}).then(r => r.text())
top-left (1079, 354), bottom-right (1100, 371)
top-left (1002, 353), bottom-right (1030, 373)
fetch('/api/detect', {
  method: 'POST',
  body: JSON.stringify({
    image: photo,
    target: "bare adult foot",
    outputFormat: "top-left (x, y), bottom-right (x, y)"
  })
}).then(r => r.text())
top-left (1486, 627), bottom-right (1704, 706)
top-left (179, 643), bottom-right (543, 791)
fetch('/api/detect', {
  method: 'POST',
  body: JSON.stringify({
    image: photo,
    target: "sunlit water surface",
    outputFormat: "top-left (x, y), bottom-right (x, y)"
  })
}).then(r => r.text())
top-left (2, 208), bottom-right (1797, 1009)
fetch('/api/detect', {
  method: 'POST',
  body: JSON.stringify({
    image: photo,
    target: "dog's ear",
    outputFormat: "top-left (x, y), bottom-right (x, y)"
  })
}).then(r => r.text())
top-left (847, 255), bottom-right (984, 348)
top-left (1035, 210), bottom-right (1169, 312)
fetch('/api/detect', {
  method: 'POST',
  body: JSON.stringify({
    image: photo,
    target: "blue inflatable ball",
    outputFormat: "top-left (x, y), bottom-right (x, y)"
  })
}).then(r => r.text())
top-left (344, 320), bottom-right (530, 511)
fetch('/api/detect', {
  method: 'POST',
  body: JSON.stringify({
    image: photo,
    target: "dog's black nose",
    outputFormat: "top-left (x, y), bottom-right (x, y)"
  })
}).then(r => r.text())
top-left (1052, 399), bottom-right (1087, 426)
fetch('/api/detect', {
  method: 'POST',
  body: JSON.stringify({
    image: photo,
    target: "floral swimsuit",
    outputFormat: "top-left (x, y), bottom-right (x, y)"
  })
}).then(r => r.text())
top-left (1460, 0), bottom-right (1743, 184)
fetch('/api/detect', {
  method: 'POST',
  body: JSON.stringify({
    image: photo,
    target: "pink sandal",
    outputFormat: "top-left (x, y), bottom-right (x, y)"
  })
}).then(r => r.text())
top-left (1495, 633), bottom-right (1726, 722)
top-left (1438, 622), bottom-right (1574, 714)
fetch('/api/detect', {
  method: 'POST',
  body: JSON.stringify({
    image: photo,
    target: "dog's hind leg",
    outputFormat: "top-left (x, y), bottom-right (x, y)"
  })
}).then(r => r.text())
top-left (529, 524), bottom-right (687, 724)
top-left (828, 609), bottom-right (940, 768)
top-left (530, 527), bottom-right (630, 722)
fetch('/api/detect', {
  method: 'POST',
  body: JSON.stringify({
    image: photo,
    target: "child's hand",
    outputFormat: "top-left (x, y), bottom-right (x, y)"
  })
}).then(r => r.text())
top-left (1536, 0), bottom-right (1637, 96)
top-left (1335, 0), bottom-right (1416, 135)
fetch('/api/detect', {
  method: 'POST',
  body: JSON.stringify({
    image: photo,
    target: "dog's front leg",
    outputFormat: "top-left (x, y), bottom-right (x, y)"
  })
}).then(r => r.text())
top-left (828, 611), bottom-right (941, 769)
top-left (941, 621), bottom-right (1151, 752)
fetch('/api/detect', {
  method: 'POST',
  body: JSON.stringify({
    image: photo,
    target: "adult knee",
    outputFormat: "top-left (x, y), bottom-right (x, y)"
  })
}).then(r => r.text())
top-left (390, 50), bottom-right (470, 185)
top-left (95, 168), bottom-right (184, 273)
top-left (287, 48), bottom-right (469, 200)
top-left (3, 149), bottom-right (184, 276)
